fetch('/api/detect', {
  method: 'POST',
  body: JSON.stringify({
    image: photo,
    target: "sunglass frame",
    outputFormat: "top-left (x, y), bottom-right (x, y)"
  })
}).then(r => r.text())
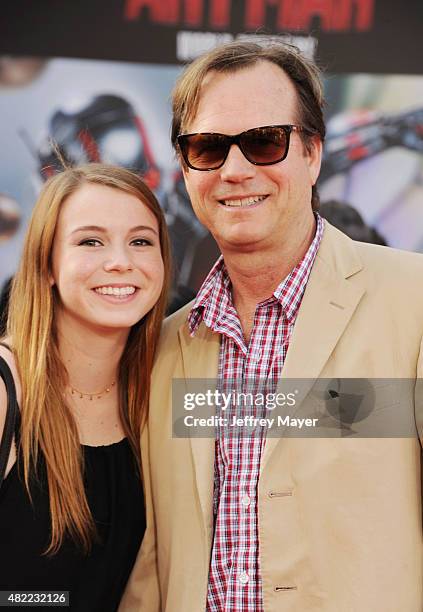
top-left (177, 124), bottom-right (306, 171)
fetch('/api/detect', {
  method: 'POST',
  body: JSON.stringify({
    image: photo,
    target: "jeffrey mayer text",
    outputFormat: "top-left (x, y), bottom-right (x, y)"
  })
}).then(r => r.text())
top-left (184, 415), bottom-right (319, 428)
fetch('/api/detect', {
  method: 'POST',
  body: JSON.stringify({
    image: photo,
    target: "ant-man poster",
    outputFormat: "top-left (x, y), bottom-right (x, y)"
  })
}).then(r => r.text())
top-left (0, 0), bottom-right (422, 305)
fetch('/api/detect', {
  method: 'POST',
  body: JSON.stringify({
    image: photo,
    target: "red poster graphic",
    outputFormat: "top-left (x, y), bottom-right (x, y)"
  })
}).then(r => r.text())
top-left (124, 0), bottom-right (375, 32)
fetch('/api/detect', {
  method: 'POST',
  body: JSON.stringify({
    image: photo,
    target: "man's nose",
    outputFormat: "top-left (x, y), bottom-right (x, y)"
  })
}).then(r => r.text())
top-left (219, 144), bottom-right (256, 182)
top-left (103, 245), bottom-right (134, 272)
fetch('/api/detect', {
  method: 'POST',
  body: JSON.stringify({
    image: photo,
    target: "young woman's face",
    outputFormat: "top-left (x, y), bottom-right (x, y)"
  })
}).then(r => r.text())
top-left (50, 182), bottom-right (164, 335)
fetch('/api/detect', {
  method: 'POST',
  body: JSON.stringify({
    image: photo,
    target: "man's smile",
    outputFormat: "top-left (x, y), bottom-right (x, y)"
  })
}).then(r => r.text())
top-left (218, 194), bottom-right (268, 208)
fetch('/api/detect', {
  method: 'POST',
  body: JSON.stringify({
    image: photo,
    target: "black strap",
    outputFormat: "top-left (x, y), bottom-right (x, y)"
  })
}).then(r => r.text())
top-left (0, 354), bottom-right (18, 488)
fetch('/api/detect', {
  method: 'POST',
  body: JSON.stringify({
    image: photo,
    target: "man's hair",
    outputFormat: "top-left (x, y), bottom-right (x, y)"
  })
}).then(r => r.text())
top-left (171, 39), bottom-right (326, 210)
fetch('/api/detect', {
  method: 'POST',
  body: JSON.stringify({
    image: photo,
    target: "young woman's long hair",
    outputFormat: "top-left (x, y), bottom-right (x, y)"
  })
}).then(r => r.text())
top-left (6, 163), bottom-right (171, 554)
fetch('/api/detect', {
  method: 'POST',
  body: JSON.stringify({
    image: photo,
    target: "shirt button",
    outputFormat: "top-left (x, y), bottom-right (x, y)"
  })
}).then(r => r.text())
top-left (241, 494), bottom-right (251, 508)
top-left (239, 572), bottom-right (249, 585)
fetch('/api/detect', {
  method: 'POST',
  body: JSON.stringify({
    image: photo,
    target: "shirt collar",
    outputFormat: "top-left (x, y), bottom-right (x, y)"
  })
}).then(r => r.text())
top-left (187, 256), bottom-right (230, 335)
top-left (188, 214), bottom-right (325, 335)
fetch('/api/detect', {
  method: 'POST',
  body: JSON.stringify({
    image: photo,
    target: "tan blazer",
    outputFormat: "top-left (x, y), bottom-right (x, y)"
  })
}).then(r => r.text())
top-left (120, 224), bottom-right (423, 612)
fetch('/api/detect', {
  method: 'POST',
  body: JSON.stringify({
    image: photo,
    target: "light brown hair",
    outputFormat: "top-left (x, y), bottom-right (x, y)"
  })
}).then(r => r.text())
top-left (6, 163), bottom-right (171, 554)
top-left (171, 39), bottom-right (326, 210)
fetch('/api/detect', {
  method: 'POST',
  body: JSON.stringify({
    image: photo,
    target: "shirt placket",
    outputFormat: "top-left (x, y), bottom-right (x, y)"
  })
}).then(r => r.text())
top-left (208, 314), bottom-right (248, 611)
top-left (227, 303), bottom-right (278, 611)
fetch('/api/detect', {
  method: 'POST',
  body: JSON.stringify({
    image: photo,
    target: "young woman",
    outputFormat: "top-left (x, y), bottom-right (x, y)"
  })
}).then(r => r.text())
top-left (0, 164), bottom-right (171, 611)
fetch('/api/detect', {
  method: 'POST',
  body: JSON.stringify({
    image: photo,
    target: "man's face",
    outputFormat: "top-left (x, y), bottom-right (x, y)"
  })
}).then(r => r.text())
top-left (181, 60), bottom-right (322, 254)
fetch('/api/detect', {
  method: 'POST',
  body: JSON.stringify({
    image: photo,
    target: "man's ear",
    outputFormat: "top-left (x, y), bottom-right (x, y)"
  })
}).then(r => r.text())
top-left (306, 135), bottom-right (323, 186)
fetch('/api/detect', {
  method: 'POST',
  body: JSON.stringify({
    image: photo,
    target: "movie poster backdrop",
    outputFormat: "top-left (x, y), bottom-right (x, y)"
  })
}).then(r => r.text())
top-left (0, 0), bottom-right (422, 304)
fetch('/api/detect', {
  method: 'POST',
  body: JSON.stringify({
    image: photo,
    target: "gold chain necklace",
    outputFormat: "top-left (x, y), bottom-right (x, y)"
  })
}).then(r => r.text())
top-left (69, 381), bottom-right (116, 401)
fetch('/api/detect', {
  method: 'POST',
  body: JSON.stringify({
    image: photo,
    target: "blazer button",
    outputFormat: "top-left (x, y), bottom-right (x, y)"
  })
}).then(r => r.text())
top-left (268, 490), bottom-right (293, 498)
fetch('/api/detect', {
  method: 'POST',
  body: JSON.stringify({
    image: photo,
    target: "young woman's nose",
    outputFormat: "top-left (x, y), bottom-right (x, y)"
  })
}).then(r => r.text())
top-left (102, 245), bottom-right (134, 272)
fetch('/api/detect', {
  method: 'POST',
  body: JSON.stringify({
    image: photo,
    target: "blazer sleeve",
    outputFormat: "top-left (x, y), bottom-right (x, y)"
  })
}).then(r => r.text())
top-left (118, 423), bottom-right (161, 612)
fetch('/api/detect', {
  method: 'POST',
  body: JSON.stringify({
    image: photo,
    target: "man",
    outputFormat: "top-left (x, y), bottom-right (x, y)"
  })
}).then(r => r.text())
top-left (121, 41), bottom-right (423, 611)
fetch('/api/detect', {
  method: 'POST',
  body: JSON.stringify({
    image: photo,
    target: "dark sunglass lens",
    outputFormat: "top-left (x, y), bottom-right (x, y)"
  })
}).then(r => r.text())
top-left (183, 134), bottom-right (228, 169)
top-left (242, 127), bottom-right (288, 164)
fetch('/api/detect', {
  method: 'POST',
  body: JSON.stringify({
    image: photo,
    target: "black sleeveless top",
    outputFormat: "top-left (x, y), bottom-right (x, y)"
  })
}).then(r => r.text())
top-left (0, 355), bottom-right (146, 611)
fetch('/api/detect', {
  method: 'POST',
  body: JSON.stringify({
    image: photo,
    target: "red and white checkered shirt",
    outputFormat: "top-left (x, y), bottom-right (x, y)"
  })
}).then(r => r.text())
top-left (188, 216), bottom-right (324, 612)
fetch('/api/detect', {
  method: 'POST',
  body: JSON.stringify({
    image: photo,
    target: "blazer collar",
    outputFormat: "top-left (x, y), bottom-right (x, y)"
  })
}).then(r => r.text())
top-left (262, 223), bottom-right (366, 469)
top-left (177, 321), bottom-right (219, 539)
top-left (177, 223), bottom-right (365, 378)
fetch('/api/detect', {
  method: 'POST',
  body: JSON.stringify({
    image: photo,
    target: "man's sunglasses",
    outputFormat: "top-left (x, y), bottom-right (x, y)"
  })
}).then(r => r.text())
top-left (177, 124), bottom-right (306, 171)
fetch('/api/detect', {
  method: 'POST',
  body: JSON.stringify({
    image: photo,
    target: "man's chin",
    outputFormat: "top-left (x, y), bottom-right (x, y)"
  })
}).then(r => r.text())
top-left (216, 231), bottom-right (270, 254)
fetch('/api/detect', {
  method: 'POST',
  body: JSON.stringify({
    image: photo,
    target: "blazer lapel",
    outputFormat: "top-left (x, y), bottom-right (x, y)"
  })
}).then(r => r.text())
top-left (261, 225), bottom-right (366, 471)
top-left (178, 321), bottom-right (220, 534)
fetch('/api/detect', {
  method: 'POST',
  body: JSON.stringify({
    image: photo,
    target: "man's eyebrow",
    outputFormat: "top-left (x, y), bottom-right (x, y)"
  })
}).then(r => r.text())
top-left (70, 225), bottom-right (158, 236)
